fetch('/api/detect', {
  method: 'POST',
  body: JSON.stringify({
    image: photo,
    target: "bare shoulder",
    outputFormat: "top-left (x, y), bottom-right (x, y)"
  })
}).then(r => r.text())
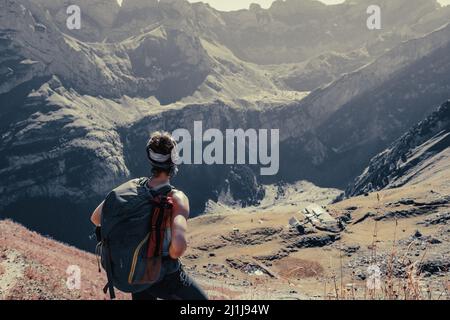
top-left (172, 189), bottom-right (188, 203)
top-left (171, 189), bottom-right (190, 216)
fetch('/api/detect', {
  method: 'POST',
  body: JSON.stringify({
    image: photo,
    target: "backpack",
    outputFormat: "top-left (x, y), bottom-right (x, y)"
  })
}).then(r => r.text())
top-left (97, 177), bottom-right (175, 299)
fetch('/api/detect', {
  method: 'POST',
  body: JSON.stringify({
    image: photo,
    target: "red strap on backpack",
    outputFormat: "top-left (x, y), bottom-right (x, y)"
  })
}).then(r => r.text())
top-left (147, 195), bottom-right (173, 258)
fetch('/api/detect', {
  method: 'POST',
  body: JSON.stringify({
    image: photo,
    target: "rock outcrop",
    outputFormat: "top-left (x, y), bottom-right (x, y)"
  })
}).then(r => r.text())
top-left (343, 101), bottom-right (450, 198)
top-left (2, 0), bottom-right (450, 250)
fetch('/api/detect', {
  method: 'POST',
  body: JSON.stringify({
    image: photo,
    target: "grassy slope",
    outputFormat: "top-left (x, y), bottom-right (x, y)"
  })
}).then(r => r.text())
top-left (1, 166), bottom-right (448, 300)
top-left (184, 166), bottom-right (450, 299)
top-left (0, 220), bottom-right (126, 300)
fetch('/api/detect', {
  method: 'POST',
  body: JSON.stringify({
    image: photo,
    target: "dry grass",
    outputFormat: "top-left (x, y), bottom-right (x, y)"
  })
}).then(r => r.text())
top-left (2, 195), bottom-right (448, 301)
top-left (321, 220), bottom-right (448, 300)
top-left (0, 219), bottom-right (231, 300)
top-left (7, 264), bottom-right (65, 300)
top-left (0, 219), bottom-right (128, 300)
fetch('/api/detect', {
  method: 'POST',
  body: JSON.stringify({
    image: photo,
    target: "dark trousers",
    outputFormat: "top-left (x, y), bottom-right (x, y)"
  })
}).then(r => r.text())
top-left (131, 267), bottom-right (208, 300)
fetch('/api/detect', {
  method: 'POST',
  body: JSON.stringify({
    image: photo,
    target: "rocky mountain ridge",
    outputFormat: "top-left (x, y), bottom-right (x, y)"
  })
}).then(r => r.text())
top-left (1, 0), bottom-right (450, 250)
top-left (343, 100), bottom-right (450, 198)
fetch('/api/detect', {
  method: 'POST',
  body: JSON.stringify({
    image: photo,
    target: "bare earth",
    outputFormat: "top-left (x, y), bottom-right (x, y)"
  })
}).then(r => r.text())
top-left (0, 173), bottom-right (449, 299)
top-left (183, 173), bottom-right (450, 299)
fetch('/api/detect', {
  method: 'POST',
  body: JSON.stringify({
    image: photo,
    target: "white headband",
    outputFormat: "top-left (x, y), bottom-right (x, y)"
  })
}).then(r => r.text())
top-left (148, 149), bottom-right (171, 162)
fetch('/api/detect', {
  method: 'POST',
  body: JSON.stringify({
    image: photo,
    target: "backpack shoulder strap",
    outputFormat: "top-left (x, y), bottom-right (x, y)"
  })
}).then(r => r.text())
top-left (147, 185), bottom-right (174, 258)
top-left (102, 243), bottom-right (116, 299)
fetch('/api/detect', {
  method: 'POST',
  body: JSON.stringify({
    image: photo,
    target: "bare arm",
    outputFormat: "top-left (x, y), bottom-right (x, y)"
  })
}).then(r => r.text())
top-left (90, 201), bottom-right (104, 227)
top-left (169, 191), bottom-right (189, 259)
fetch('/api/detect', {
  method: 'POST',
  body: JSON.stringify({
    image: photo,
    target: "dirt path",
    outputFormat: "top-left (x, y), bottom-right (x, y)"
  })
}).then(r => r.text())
top-left (0, 250), bottom-right (26, 299)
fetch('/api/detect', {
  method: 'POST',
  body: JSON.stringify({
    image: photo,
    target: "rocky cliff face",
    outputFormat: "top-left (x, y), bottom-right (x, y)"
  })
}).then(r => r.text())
top-left (1, 0), bottom-right (214, 101)
top-left (218, 0), bottom-right (446, 64)
top-left (343, 100), bottom-right (450, 197)
top-left (30, 0), bottom-right (450, 65)
top-left (272, 22), bottom-right (450, 187)
top-left (1, 0), bottom-right (450, 250)
top-left (311, 26), bottom-right (450, 185)
top-left (29, 0), bottom-right (450, 92)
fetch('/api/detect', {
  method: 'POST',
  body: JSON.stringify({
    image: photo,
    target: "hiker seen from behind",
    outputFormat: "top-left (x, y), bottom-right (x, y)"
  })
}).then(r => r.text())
top-left (90, 131), bottom-right (208, 300)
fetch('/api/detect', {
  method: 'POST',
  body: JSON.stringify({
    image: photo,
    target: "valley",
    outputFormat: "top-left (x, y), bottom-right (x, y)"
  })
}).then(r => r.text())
top-left (2, 169), bottom-right (448, 299)
top-left (184, 162), bottom-right (450, 299)
top-left (0, 0), bottom-right (449, 299)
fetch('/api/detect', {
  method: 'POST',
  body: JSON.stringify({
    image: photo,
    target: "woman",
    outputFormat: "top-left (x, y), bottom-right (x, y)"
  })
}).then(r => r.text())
top-left (91, 131), bottom-right (207, 300)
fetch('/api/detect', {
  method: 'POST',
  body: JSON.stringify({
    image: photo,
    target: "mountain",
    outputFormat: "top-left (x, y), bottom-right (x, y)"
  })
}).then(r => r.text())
top-left (1, 0), bottom-right (450, 251)
top-left (210, 0), bottom-right (447, 64)
top-left (30, 0), bottom-right (450, 92)
top-left (1, 0), bottom-right (213, 102)
top-left (1, 1), bottom-right (449, 299)
top-left (0, 0), bottom-right (293, 249)
top-left (34, 0), bottom-right (449, 62)
top-left (276, 22), bottom-right (450, 187)
top-left (343, 100), bottom-right (450, 198)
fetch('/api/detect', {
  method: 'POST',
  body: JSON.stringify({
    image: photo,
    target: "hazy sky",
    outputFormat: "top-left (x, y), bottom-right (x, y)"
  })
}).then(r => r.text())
top-left (117, 0), bottom-right (450, 11)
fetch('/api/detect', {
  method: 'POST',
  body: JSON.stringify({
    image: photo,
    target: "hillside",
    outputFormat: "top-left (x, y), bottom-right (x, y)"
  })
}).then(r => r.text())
top-left (0, 219), bottom-right (119, 299)
top-left (343, 100), bottom-right (450, 198)
top-left (33, 0), bottom-right (450, 65)
top-left (2, 171), bottom-right (449, 299)
top-left (278, 23), bottom-right (450, 187)
top-left (1, 0), bottom-right (450, 253)
top-left (183, 171), bottom-right (450, 299)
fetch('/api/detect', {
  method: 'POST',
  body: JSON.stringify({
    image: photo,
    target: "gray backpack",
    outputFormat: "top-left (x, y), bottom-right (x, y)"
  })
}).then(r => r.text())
top-left (98, 178), bottom-right (177, 299)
